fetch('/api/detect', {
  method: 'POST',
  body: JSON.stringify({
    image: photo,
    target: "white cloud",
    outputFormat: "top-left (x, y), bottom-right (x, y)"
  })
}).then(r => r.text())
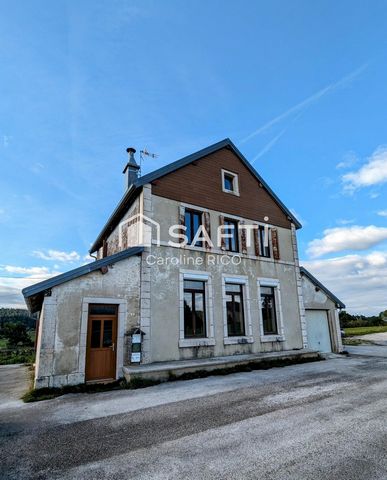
top-left (2, 265), bottom-right (51, 276)
top-left (336, 151), bottom-right (358, 170)
top-left (0, 265), bottom-right (62, 308)
top-left (336, 218), bottom-right (355, 225)
top-left (342, 146), bottom-right (387, 191)
top-left (307, 225), bottom-right (387, 258)
top-left (33, 249), bottom-right (80, 262)
top-left (377, 210), bottom-right (387, 217)
top-left (302, 251), bottom-right (387, 315)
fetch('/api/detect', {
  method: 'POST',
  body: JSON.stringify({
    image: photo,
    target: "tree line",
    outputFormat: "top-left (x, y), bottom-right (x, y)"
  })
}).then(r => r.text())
top-left (0, 308), bottom-right (37, 347)
top-left (339, 310), bottom-right (387, 328)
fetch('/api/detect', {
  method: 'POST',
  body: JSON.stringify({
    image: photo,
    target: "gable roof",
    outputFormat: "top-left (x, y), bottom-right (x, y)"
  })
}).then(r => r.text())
top-left (300, 266), bottom-right (346, 309)
top-left (89, 138), bottom-right (302, 253)
top-left (22, 246), bottom-right (144, 313)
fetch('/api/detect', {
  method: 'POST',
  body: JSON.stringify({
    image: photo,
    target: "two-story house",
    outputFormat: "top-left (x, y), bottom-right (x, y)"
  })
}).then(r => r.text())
top-left (23, 139), bottom-right (344, 389)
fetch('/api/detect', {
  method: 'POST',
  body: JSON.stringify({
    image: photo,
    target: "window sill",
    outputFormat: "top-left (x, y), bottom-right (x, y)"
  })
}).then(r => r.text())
top-left (179, 338), bottom-right (216, 348)
top-left (224, 336), bottom-right (254, 345)
top-left (222, 189), bottom-right (240, 197)
top-left (260, 335), bottom-right (285, 343)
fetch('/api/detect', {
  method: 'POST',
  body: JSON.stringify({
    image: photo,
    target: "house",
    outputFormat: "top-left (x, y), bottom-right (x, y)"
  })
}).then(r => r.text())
top-left (23, 138), bottom-right (344, 389)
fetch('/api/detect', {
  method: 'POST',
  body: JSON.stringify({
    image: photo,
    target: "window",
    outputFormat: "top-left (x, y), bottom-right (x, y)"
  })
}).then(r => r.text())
top-left (260, 286), bottom-right (277, 335)
top-left (224, 174), bottom-right (234, 191)
top-left (258, 225), bottom-right (270, 258)
top-left (184, 280), bottom-right (206, 338)
top-left (225, 283), bottom-right (245, 336)
top-left (221, 169), bottom-right (239, 195)
top-left (223, 219), bottom-right (239, 252)
top-left (185, 209), bottom-right (203, 247)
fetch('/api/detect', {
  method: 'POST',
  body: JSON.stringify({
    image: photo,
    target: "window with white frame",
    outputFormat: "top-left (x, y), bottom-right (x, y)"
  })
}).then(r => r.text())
top-left (225, 283), bottom-right (245, 336)
top-left (257, 279), bottom-right (284, 340)
top-left (221, 169), bottom-right (239, 196)
top-left (179, 271), bottom-right (215, 347)
top-left (260, 286), bottom-right (277, 334)
top-left (183, 279), bottom-right (206, 338)
top-left (222, 276), bottom-right (253, 343)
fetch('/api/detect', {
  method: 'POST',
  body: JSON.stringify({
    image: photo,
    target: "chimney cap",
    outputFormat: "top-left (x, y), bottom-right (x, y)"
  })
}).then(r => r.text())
top-left (126, 147), bottom-right (136, 154)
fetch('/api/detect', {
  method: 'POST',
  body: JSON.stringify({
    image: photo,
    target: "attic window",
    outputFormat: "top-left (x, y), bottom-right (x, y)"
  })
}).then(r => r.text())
top-left (221, 169), bottom-right (239, 196)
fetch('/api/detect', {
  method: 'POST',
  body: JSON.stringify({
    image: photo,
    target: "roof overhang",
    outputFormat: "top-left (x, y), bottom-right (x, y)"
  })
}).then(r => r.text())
top-left (22, 246), bottom-right (144, 313)
top-left (300, 266), bottom-right (346, 309)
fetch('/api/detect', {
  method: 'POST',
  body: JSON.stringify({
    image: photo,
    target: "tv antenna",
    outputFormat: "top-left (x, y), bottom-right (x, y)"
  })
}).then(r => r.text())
top-left (139, 148), bottom-right (159, 176)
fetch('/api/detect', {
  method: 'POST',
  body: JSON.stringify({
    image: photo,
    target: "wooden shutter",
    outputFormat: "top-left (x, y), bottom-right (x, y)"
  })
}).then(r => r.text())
top-left (271, 228), bottom-right (280, 260)
top-left (253, 226), bottom-right (260, 257)
top-left (219, 215), bottom-right (226, 250)
top-left (179, 205), bottom-right (185, 244)
top-left (239, 220), bottom-right (247, 254)
top-left (203, 211), bottom-right (211, 249)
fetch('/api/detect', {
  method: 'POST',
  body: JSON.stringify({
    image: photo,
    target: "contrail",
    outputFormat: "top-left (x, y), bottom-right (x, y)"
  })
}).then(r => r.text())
top-left (242, 63), bottom-right (368, 144)
top-left (251, 111), bottom-right (304, 164)
top-left (251, 128), bottom-right (288, 164)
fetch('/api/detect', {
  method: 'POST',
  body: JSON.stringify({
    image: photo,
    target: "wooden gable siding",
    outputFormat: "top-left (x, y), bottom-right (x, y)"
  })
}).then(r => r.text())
top-left (151, 147), bottom-right (292, 229)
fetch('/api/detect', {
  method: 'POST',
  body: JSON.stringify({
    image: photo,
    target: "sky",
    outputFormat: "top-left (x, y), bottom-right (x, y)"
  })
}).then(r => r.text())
top-left (0, 0), bottom-right (387, 315)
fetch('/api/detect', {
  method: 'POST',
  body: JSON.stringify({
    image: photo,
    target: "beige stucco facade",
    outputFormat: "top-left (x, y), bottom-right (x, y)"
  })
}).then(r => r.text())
top-left (33, 183), bottom-right (311, 388)
top-left (34, 256), bottom-right (141, 388)
top-left (302, 274), bottom-right (343, 353)
top-left (147, 193), bottom-right (306, 362)
top-left (30, 178), bottom-right (343, 389)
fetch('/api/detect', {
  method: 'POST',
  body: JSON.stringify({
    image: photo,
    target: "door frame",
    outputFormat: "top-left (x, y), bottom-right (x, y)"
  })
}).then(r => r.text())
top-left (79, 297), bottom-right (127, 382)
top-left (305, 308), bottom-right (333, 353)
top-left (86, 307), bottom-right (118, 381)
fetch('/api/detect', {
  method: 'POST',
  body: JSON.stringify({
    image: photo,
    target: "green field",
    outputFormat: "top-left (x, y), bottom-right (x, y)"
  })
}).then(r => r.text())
top-left (344, 326), bottom-right (387, 337)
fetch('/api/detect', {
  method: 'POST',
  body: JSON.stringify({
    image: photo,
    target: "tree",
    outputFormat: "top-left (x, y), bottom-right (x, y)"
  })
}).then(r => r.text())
top-left (1, 323), bottom-right (33, 347)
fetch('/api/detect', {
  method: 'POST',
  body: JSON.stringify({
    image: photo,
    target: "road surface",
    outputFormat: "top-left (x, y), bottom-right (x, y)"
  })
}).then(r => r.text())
top-left (1, 349), bottom-right (387, 479)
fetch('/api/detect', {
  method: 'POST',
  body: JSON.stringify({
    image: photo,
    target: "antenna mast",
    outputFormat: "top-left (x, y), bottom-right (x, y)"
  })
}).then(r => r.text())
top-left (139, 148), bottom-right (159, 176)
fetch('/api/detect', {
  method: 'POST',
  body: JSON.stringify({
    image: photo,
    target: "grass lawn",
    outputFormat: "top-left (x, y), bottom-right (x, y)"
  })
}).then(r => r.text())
top-left (344, 326), bottom-right (387, 337)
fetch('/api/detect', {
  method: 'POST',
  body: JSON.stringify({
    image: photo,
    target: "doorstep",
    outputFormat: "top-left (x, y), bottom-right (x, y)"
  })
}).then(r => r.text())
top-left (122, 349), bottom-right (320, 383)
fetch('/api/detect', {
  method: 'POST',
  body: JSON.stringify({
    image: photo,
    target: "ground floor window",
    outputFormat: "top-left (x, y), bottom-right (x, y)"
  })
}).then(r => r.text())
top-left (184, 279), bottom-right (206, 337)
top-left (260, 286), bottom-right (278, 335)
top-left (225, 283), bottom-right (245, 336)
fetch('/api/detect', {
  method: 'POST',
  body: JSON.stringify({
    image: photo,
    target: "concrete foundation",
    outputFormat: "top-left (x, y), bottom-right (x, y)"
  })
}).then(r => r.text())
top-left (123, 349), bottom-right (320, 383)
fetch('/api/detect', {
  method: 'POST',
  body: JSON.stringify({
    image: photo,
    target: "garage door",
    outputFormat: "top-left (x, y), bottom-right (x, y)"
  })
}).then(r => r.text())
top-left (305, 310), bottom-right (332, 353)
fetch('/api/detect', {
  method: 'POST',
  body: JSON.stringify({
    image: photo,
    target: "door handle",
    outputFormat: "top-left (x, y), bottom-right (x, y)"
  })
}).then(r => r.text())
top-left (111, 342), bottom-right (115, 352)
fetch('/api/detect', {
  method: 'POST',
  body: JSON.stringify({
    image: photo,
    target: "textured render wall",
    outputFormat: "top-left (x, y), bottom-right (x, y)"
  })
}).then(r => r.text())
top-left (97, 195), bottom-right (141, 258)
top-left (35, 256), bottom-right (141, 388)
top-left (148, 195), bottom-right (303, 362)
top-left (148, 245), bottom-right (303, 362)
top-left (153, 195), bottom-right (295, 262)
top-left (302, 275), bottom-right (343, 352)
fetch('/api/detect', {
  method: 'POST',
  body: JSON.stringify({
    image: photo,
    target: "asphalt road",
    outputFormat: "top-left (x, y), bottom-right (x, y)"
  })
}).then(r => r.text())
top-left (1, 349), bottom-right (387, 479)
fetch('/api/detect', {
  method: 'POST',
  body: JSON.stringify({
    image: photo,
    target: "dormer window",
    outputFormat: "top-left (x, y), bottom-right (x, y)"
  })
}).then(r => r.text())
top-left (221, 169), bottom-right (239, 196)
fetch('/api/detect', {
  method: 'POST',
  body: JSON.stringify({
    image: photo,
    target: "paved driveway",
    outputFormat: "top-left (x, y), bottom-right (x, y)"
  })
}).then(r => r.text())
top-left (351, 331), bottom-right (387, 346)
top-left (0, 364), bottom-right (30, 408)
top-left (1, 352), bottom-right (387, 479)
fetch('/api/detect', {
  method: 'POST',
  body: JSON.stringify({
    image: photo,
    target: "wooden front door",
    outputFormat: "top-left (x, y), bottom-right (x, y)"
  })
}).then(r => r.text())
top-left (86, 304), bottom-right (118, 382)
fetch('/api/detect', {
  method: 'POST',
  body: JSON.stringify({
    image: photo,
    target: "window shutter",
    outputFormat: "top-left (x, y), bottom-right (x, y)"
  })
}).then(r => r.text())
top-left (203, 211), bottom-right (211, 249)
top-left (179, 205), bottom-right (185, 244)
top-left (271, 228), bottom-right (280, 260)
top-left (240, 220), bottom-right (247, 254)
top-left (219, 215), bottom-right (226, 250)
top-left (253, 226), bottom-right (260, 256)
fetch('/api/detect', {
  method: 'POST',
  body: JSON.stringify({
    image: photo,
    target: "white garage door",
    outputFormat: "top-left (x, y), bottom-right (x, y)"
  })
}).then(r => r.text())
top-left (305, 310), bottom-right (332, 353)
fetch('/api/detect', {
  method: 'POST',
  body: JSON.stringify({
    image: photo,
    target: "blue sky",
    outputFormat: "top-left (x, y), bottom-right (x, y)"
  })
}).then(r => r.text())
top-left (1, 0), bottom-right (387, 314)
